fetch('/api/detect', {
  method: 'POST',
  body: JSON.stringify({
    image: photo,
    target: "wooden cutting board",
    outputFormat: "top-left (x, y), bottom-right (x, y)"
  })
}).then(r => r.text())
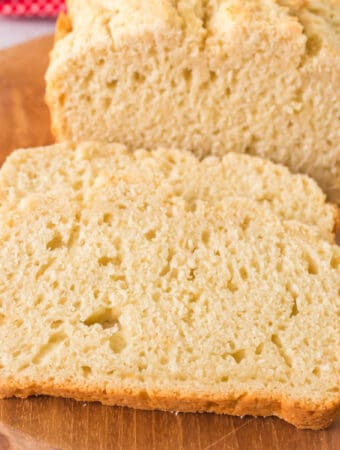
top-left (0, 36), bottom-right (339, 450)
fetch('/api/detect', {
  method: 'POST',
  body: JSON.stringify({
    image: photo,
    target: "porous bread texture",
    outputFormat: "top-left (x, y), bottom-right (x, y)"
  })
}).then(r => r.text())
top-left (0, 181), bottom-right (339, 429)
top-left (46, 0), bottom-right (340, 201)
top-left (0, 142), bottom-right (338, 241)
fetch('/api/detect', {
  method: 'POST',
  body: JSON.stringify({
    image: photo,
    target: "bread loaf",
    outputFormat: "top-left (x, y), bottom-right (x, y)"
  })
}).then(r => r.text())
top-left (46, 0), bottom-right (340, 200)
top-left (0, 145), bottom-right (339, 429)
top-left (0, 142), bottom-right (338, 240)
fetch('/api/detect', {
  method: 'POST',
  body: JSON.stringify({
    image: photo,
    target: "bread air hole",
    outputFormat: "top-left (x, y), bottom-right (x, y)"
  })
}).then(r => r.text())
top-left (271, 334), bottom-right (292, 368)
top-left (58, 93), bottom-right (65, 107)
top-left (46, 232), bottom-right (64, 250)
top-left (81, 365), bottom-right (92, 377)
top-left (187, 268), bottom-right (196, 281)
top-left (159, 264), bottom-right (170, 277)
top-left (13, 319), bottom-right (23, 329)
top-left (160, 356), bottom-right (168, 365)
top-left (201, 229), bottom-right (210, 245)
top-left (106, 79), bottom-right (117, 89)
top-left (110, 274), bottom-right (127, 286)
top-left (255, 343), bottom-right (264, 355)
top-left (239, 267), bottom-right (248, 281)
top-left (103, 213), bottom-right (112, 224)
top-left (183, 68), bottom-right (192, 83)
top-left (240, 216), bottom-right (250, 231)
top-left (51, 320), bottom-right (63, 329)
top-left (290, 298), bottom-right (299, 317)
top-left (185, 196), bottom-right (197, 212)
top-left (183, 309), bottom-right (193, 326)
top-left (34, 296), bottom-right (43, 307)
top-left (159, 249), bottom-right (175, 277)
top-left (138, 362), bottom-right (147, 372)
top-left (109, 332), bottom-right (127, 353)
top-left (144, 229), bottom-right (156, 240)
top-left (153, 286), bottom-right (165, 300)
top-left (303, 250), bottom-right (319, 275)
top-left (84, 307), bottom-right (120, 330)
top-left (209, 71), bottom-right (217, 82)
top-left (72, 180), bottom-right (82, 191)
top-left (306, 34), bottom-right (322, 57)
top-left (98, 256), bottom-right (114, 266)
top-left (230, 349), bottom-right (246, 364)
top-left (36, 258), bottom-right (55, 279)
top-left (133, 72), bottom-right (145, 83)
top-left (104, 98), bottom-right (111, 109)
top-left (32, 332), bottom-right (67, 365)
top-left (98, 255), bottom-right (122, 266)
top-left (226, 280), bottom-right (238, 293)
top-left (330, 253), bottom-right (340, 269)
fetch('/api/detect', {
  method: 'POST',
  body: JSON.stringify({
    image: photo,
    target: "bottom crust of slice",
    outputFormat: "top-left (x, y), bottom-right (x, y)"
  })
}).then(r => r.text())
top-left (1, 380), bottom-right (339, 430)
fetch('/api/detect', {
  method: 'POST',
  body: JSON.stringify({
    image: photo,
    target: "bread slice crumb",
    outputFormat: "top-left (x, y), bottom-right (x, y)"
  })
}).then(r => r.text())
top-left (0, 147), bottom-right (339, 429)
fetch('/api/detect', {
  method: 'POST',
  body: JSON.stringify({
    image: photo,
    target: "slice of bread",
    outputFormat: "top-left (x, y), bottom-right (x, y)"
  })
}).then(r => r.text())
top-left (0, 142), bottom-right (338, 241)
top-left (0, 180), bottom-right (339, 429)
top-left (46, 0), bottom-right (340, 201)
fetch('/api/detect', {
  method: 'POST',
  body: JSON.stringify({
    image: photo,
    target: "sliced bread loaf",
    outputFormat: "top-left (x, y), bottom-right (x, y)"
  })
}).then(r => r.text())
top-left (0, 180), bottom-right (339, 429)
top-left (46, 0), bottom-right (340, 200)
top-left (0, 142), bottom-right (338, 240)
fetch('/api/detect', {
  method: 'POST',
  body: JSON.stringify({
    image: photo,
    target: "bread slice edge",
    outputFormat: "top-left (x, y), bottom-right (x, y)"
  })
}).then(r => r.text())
top-left (1, 378), bottom-right (339, 430)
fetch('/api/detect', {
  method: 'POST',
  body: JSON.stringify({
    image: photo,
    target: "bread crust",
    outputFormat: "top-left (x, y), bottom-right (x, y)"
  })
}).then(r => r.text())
top-left (54, 13), bottom-right (72, 43)
top-left (332, 204), bottom-right (340, 243)
top-left (0, 380), bottom-right (339, 430)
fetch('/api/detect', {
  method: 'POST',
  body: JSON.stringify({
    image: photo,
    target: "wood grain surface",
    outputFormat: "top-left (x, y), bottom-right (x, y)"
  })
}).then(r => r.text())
top-left (0, 36), bottom-right (54, 163)
top-left (0, 36), bottom-right (339, 450)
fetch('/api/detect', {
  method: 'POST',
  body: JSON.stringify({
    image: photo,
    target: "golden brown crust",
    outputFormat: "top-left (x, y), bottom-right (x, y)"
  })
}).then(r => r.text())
top-left (0, 380), bottom-right (339, 430)
top-left (46, 13), bottom-right (73, 140)
top-left (54, 13), bottom-right (73, 43)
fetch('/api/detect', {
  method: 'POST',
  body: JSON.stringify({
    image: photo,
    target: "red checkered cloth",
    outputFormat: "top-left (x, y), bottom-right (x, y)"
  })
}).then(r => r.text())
top-left (0, 0), bottom-right (66, 17)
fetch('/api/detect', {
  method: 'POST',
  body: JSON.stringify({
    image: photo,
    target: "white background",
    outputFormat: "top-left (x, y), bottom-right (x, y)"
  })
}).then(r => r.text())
top-left (0, 18), bottom-right (55, 49)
